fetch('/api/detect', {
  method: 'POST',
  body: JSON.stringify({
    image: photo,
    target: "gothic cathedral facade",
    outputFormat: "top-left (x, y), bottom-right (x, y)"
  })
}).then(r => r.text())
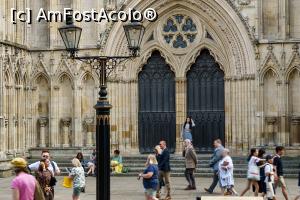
top-left (0, 0), bottom-right (300, 158)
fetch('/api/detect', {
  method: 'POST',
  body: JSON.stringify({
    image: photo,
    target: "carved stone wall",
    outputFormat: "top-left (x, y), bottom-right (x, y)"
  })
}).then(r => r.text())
top-left (0, 0), bottom-right (299, 157)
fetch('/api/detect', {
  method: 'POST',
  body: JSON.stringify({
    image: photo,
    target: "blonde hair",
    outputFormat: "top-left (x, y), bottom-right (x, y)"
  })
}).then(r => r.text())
top-left (154, 145), bottom-right (162, 154)
top-left (146, 154), bottom-right (158, 166)
top-left (72, 158), bottom-right (81, 167)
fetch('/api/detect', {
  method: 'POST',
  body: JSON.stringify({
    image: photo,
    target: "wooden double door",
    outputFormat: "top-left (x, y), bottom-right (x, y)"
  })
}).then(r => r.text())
top-left (138, 50), bottom-right (225, 153)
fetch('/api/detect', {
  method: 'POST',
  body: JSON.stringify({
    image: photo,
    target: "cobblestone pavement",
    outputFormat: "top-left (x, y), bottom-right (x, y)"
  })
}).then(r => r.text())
top-left (0, 176), bottom-right (299, 199)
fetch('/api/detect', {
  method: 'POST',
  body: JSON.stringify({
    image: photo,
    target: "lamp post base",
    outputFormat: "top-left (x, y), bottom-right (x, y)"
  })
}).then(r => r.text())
top-left (94, 98), bottom-right (112, 200)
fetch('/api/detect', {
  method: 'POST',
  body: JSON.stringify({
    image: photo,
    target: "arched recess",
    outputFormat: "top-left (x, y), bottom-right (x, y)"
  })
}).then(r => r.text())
top-left (34, 74), bottom-right (50, 147)
top-left (287, 68), bottom-right (300, 145)
top-left (81, 73), bottom-right (96, 146)
top-left (14, 73), bottom-right (21, 149)
top-left (138, 51), bottom-right (176, 153)
top-left (187, 49), bottom-right (225, 152)
top-left (58, 74), bottom-right (73, 147)
top-left (3, 71), bottom-right (11, 151)
top-left (263, 69), bottom-right (279, 145)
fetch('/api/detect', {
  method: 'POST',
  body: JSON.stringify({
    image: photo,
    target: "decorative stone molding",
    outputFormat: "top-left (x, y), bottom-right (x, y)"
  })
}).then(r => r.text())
top-left (238, 0), bottom-right (251, 6)
top-left (38, 117), bottom-right (48, 127)
top-left (15, 85), bottom-right (23, 89)
top-left (265, 116), bottom-right (277, 125)
top-left (61, 117), bottom-right (71, 127)
top-left (31, 86), bottom-right (37, 91)
top-left (38, 117), bottom-right (48, 147)
top-left (291, 116), bottom-right (300, 146)
top-left (61, 117), bottom-right (71, 147)
top-left (83, 117), bottom-right (95, 147)
top-left (53, 85), bottom-right (60, 90)
top-left (4, 118), bottom-right (8, 128)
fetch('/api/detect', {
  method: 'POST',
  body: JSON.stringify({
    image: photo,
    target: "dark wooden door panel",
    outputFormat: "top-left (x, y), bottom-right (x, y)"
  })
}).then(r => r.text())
top-left (138, 51), bottom-right (176, 153)
top-left (187, 49), bottom-right (225, 153)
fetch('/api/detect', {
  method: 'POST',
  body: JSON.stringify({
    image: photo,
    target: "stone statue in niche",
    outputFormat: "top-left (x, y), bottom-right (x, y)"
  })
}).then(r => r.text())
top-left (238, 0), bottom-right (251, 5)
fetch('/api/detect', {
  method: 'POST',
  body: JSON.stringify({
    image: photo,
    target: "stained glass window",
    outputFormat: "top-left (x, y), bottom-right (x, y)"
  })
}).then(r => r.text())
top-left (162, 15), bottom-right (197, 48)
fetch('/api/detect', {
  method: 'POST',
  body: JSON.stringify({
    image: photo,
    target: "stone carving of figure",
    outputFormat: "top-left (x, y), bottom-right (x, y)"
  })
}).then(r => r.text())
top-left (238, 0), bottom-right (251, 5)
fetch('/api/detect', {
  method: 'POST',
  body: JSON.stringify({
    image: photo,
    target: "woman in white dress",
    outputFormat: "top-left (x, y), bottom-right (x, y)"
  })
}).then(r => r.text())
top-left (240, 148), bottom-right (265, 196)
top-left (218, 148), bottom-right (238, 195)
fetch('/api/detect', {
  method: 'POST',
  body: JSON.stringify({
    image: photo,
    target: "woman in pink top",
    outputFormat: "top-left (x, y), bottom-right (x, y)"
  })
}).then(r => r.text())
top-left (10, 157), bottom-right (36, 200)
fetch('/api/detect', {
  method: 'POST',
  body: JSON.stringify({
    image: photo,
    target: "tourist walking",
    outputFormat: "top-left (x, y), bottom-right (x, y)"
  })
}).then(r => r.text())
top-left (204, 139), bottom-right (224, 194)
top-left (257, 148), bottom-right (267, 196)
top-left (183, 139), bottom-right (197, 190)
top-left (273, 146), bottom-right (289, 200)
top-left (11, 157), bottom-right (37, 200)
top-left (139, 154), bottom-right (159, 200)
top-left (295, 167), bottom-right (300, 200)
top-left (28, 150), bottom-right (60, 196)
top-left (35, 159), bottom-right (54, 200)
top-left (240, 148), bottom-right (263, 196)
top-left (69, 158), bottom-right (86, 200)
top-left (156, 140), bottom-right (171, 199)
top-left (154, 145), bottom-right (165, 189)
top-left (181, 117), bottom-right (195, 141)
top-left (264, 155), bottom-right (277, 200)
top-left (218, 148), bottom-right (238, 196)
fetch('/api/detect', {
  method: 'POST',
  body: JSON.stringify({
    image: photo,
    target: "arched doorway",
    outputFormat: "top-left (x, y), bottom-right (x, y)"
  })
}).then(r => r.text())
top-left (187, 49), bottom-right (225, 152)
top-left (138, 51), bottom-right (176, 153)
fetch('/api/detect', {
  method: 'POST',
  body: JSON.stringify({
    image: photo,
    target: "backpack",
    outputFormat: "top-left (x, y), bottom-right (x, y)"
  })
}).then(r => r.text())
top-left (49, 161), bottom-right (57, 186)
top-left (34, 180), bottom-right (45, 200)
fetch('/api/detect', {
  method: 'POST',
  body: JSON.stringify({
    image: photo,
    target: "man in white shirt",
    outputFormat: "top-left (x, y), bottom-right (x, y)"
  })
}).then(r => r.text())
top-left (28, 149), bottom-right (60, 176)
top-left (28, 149), bottom-right (60, 197)
top-left (265, 155), bottom-right (276, 200)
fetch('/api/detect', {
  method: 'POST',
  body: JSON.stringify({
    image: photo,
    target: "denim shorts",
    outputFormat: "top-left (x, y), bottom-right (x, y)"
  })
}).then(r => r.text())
top-left (73, 187), bottom-right (82, 196)
top-left (144, 188), bottom-right (157, 197)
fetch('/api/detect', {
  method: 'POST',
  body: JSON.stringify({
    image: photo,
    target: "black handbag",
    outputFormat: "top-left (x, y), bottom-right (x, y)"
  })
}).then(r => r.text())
top-left (49, 176), bottom-right (57, 186)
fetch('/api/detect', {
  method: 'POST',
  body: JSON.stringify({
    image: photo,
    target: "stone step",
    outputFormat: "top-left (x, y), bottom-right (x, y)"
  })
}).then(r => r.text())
top-left (27, 154), bottom-right (300, 178)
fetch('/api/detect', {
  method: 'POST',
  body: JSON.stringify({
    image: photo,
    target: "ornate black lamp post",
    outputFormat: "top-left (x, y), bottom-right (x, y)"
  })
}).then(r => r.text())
top-left (59, 20), bottom-right (145, 200)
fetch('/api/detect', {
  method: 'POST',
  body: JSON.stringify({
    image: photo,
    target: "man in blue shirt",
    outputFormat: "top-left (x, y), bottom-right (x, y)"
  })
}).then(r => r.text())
top-left (204, 139), bottom-right (224, 194)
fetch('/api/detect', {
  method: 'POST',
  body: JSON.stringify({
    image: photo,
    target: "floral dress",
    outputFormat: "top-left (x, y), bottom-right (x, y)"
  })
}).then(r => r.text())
top-left (35, 169), bottom-right (54, 200)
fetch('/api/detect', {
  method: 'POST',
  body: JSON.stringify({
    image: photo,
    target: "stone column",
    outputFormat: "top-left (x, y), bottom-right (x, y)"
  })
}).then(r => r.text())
top-left (74, 86), bottom-right (82, 147)
top-left (175, 78), bottom-right (186, 153)
top-left (61, 117), bottom-right (71, 147)
top-left (265, 116), bottom-right (277, 146)
top-left (84, 118), bottom-right (94, 147)
top-left (51, 85), bottom-right (60, 147)
top-left (38, 117), bottom-right (48, 147)
top-left (290, 116), bottom-right (300, 146)
top-left (4, 118), bottom-right (8, 152)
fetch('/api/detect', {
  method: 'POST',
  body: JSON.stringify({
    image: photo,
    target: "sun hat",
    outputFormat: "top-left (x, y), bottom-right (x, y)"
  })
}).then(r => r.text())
top-left (11, 157), bottom-right (27, 168)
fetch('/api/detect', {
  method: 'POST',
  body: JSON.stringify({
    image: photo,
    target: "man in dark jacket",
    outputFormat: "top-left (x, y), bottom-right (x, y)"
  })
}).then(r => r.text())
top-left (204, 139), bottom-right (224, 194)
top-left (156, 140), bottom-right (171, 199)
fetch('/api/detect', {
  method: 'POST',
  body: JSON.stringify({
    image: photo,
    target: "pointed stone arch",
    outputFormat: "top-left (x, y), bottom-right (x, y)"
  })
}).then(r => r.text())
top-left (56, 72), bottom-right (75, 89)
top-left (105, 0), bottom-right (256, 77)
top-left (132, 43), bottom-right (177, 79)
top-left (79, 71), bottom-right (98, 86)
top-left (260, 46), bottom-right (281, 84)
top-left (182, 42), bottom-right (228, 77)
top-left (286, 44), bottom-right (300, 82)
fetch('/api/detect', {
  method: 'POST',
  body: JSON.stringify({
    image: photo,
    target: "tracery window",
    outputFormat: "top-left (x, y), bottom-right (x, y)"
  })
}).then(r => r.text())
top-left (162, 14), bottom-right (197, 48)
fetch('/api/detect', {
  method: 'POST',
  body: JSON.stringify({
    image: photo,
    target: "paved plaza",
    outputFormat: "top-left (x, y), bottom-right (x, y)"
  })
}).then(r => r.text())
top-left (0, 176), bottom-right (299, 199)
